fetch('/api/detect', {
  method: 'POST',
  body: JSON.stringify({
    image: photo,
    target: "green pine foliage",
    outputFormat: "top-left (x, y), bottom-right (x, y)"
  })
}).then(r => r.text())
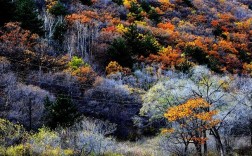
top-left (49, 1), bottom-right (68, 16)
top-left (0, 0), bottom-right (15, 26)
top-left (123, 24), bottom-right (161, 57)
top-left (140, 1), bottom-right (151, 12)
top-left (108, 37), bottom-right (133, 67)
top-left (108, 24), bottom-right (161, 67)
top-left (44, 96), bottom-right (79, 129)
top-left (184, 46), bottom-right (208, 65)
top-left (14, 0), bottom-right (44, 36)
top-left (53, 22), bottom-right (67, 44)
top-left (212, 25), bottom-right (223, 38)
top-left (80, 0), bottom-right (93, 6)
top-left (148, 8), bottom-right (161, 24)
top-left (129, 2), bottom-right (144, 21)
top-left (112, 0), bottom-right (123, 5)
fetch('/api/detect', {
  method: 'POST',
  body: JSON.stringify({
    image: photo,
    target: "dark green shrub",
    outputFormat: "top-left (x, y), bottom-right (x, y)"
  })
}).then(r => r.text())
top-left (128, 2), bottom-right (144, 21)
top-left (184, 46), bottom-right (208, 65)
top-left (207, 56), bottom-right (222, 73)
top-left (148, 8), bottom-right (161, 24)
top-left (212, 25), bottom-right (223, 38)
top-left (49, 1), bottom-right (68, 16)
top-left (140, 0), bottom-right (151, 12)
top-left (124, 25), bottom-right (160, 56)
top-left (44, 96), bottom-right (79, 129)
top-left (108, 24), bottom-right (161, 67)
top-left (80, 0), bottom-right (93, 6)
top-left (183, 0), bottom-right (194, 7)
top-left (138, 34), bottom-right (161, 57)
top-left (176, 60), bottom-right (192, 73)
top-left (108, 38), bottom-right (133, 68)
top-left (112, 0), bottom-right (123, 5)
top-left (0, 0), bottom-right (15, 26)
top-left (238, 50), bottom-right (251, 63)
top-left (14, 0), bottom-right (44, 35)
top-left (53, 22), bottom-right (67, 44)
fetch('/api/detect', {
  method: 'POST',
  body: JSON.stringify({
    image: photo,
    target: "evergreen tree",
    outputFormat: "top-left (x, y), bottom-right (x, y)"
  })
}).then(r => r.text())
top-left (108, 38), bottom-right (133, 68)
top-left (49, 1), bottom-right (68, 16)
top-left (212, 25), bottom-right (223, 38)
top-left (53, 22), bottom-right (67, 44)
top-left (148, 8), bottom-right (161, 24)
top-left (14, 0), bottom-right (44, 35)
top-left (44, 96), bottom-right (79, 129)
top-left (140, 1), bottom-right (151, 12)
top-left (123, 24), bottom-right (160, 57)
top-left (0, 0), bottom-right (15, 26)
top-left (112, 0), bottom-right (123, 5)
top-left (108, 24), bottom-right (160, 67)
top-left (80, 0), bottom-right (93, 6)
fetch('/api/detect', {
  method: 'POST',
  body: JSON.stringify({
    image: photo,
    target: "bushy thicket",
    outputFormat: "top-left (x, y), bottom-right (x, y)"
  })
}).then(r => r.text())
top-left (0, 0), bottom-right (252, 155)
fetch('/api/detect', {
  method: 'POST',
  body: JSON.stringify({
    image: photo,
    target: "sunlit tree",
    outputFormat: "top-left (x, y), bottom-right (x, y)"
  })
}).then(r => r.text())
top-left (162, 98), bottom-right (220, 155)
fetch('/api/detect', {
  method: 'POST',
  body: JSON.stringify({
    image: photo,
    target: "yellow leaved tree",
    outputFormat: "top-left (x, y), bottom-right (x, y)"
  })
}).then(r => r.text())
top-left (162, 98), bottom-right (220, 156)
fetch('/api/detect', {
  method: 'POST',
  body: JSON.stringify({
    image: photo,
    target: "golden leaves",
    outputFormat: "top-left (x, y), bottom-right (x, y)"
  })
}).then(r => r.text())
top-left (161, 128), bottom-right (175, 134)
top-left (162, 98), bottom-right (220, 144)
top-left (164, 98), bottom-right (219, 129)
top-left (106, 61), bottom-right (123, 75)
top-left (157, 22), bottom-right (175, 32)
top-left (65, 11), bottom-right (98, 24)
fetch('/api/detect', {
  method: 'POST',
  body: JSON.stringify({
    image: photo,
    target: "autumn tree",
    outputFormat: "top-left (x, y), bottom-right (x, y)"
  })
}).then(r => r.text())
top-left (68, 56), bottom-right (87, 70)
top-left (0, 22), bottom-right (39, 54)
top-left (106, 61), bottom-right (123, 75)
top-left (65, 11), bottom-right (99, 58)
top-left (141, 66), bottom-right (238, 155)
top-left (146, 46), bottom-right (187, 70)
top-left (162, 98), bottom-right (220, 156)
top-left (67, 56), bottom-right (96, 91)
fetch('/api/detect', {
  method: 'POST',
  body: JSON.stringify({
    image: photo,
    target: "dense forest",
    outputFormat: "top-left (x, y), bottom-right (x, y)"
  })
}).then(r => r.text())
top-left (0, 0), bottom-right (252, 155)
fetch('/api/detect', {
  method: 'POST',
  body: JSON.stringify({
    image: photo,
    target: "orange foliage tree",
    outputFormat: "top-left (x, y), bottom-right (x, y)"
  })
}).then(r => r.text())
top-left (71, 66), bottom-right (96, 89)
top-left (0, 22), bottom-right (39, 54)
top-left (158, 0), bottom-right (174, 11)
top-left (162, 98), bottom-right (220, 155)
top-left (147, 46), bottom-right (185, 70)
top-left (157, 22), bottom-right (175, 31)
top-left (66, 56), bottom-right (96, 90)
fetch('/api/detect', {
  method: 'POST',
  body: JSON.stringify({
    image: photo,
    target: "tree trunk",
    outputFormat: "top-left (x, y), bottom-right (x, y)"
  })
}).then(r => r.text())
top-left (211, 127), bottom-right (224, 156)
top-left (203, 130), bottom-right (207, 156)
top-left (184, 143), bottom-right (189, 156)
top-left (29, 98), bottom-right (32, 131)
top-left (194, 142), bottom-right (202, 156)
top-left (249, 119), bottom-right (252, 146)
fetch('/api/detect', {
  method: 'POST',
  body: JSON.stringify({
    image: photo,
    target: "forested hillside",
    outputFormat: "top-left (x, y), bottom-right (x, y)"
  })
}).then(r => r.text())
top-left (0, 0), bottom-right (252, 155)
